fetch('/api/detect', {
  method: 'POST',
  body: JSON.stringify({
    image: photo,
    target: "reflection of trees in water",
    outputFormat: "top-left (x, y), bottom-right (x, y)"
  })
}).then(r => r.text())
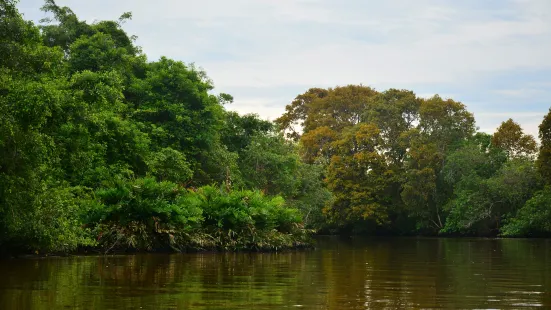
top-left (319, 237), bottom-right (551, 309)
top-left (0, 239), bottom-right (550, 309)
top-left (0, 252), bottom-right (318, 309)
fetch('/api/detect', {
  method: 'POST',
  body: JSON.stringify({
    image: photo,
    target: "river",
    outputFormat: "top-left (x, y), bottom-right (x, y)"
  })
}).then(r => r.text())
top-left (1, 237), bottom-right (550, 309)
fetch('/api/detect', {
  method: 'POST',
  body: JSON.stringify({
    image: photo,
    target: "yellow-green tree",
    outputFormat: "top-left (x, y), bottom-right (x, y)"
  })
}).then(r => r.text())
top-left (492, 118), bottom-right (537, 158)
top-left (324, 124), bottom-right (391, 228)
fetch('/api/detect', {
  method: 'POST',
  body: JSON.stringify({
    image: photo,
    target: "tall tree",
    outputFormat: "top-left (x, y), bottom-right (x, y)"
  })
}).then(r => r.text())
top-left (363, 89), bottom-right (420, 166)
top-left (537, 109), bottom-right (551, 184)
top-left (401, 96), bottom-right (475, 232)
top-left (324, 124), bottom-right (390, 229)
top-left (275, 88), bottom-right (328, 141)
top-left (492, 118), bottom-right (537, 158)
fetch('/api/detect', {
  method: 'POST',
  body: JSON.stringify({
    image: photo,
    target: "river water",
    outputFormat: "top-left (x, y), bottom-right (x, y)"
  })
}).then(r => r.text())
top-left (1, 237), bottom-right (550, 309)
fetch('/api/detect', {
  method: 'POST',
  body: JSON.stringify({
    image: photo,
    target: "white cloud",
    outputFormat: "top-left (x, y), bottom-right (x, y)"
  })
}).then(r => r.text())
top-left (492, 88), bottom-right (548, 98)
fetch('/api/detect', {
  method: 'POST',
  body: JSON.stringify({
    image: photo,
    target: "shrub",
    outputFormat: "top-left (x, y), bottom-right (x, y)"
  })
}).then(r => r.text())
top-left (501, 187), bottom-right (551, 237)
top-left (84, 179), bottom-right (310, 253)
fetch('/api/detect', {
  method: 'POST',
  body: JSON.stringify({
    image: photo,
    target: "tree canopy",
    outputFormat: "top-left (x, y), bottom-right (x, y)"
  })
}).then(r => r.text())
top-left (278, 86), bottom-right (550, 236)
top-left (0, 0), bottom-right (326, 254)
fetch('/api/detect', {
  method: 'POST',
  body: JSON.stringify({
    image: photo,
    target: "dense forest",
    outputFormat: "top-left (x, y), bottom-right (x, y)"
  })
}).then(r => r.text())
top-left (276, 87), bottom-right (551, 236)
top-left (1, 0), bottom-right (551, 255)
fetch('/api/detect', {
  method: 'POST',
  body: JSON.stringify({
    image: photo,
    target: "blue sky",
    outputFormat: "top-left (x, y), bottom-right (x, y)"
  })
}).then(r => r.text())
top-left (17, 0), bottom-right (551, 138)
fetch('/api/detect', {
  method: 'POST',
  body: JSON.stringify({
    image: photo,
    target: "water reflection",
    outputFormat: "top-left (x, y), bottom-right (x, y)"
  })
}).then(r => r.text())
top-left (0, 237), bottom-right (550, 309)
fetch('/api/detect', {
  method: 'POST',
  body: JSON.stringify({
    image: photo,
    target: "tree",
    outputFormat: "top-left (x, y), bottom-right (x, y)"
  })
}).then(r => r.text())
top-left (325, 124), bottom-right (391, 230)
top-left (303, 85), bottom-right (377, 133)
top-left (418, 95), bottom-right (475, 152)
top-left (502, 187), bottom-right (551, 237)
top-left (131, 57), bottom-right (226, 184)
top-left (275, 88), bottom-right (328, 141)
top-left (39, 0), bottom-right (95, 52)
top-left (239, 133), bottom-right (301, 197)
top-left (537, 109), bottom-right (551, 184)
top-left (437, 130), bottom-right (541, 236)
top-left (277, 86), bottom-right (478, 234)
top-left (492, 118), bottom-right (537, 158)
top-left (0, 1), bottom-right (315, 254)
top-left (220, 112), bottom-right (273, 154)
top-left (401, 134), bottom-right (444, 231)
top-left (0, 0), bottom-right (93, 251)
top-left (363, 89), bottom-right (420, 166)
top-left (401, 96), bottom-right (475, 232)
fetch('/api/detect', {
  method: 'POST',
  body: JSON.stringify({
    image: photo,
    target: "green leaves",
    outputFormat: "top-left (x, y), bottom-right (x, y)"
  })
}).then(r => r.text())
top-left (537, 109), bottom-right (551, 184)
top-left (0, 1), bottom-right (314, 253)
top-left (442, 151), bottom-right (542, 235)
top-left (239, 133), bottom-right (301, 197)
top-left (501, 187), bottom-right (551, 237)
top-left (84, 180), bottom-right (307, 252)
top-left (146, 148), bottom-right (192, 183)
top-left (492, 118), bottom-right (537, 159)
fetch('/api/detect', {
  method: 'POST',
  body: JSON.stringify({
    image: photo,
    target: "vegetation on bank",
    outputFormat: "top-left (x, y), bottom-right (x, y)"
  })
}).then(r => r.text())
top-left (0, 0), bottom-right (320, 254)
top-left (1, 0), bottom-right (551, 255)
top-left (276, 86), bottom-right (551, 237)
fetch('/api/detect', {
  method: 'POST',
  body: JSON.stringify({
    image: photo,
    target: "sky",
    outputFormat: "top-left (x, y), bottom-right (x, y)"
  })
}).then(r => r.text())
top-left (17, 0), bottom-right (551, 138)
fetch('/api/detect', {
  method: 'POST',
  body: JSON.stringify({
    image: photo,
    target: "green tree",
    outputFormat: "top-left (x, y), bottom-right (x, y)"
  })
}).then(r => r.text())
top-left (0, 0), bottom-right (313, 254)
top-left (220, 112), bottom-right (273, 154)
top-left (239, 133), bottom-right (301, 197)
top-left (441, 130), bottom-right (541, 235)
top-left (537, 109), bottom-right (551, 184)
top-left (401, 96), bottom-right (475, 232)
top-left (363, 89), bottom-right (420, 166)
top-left (275, 88), bottom-right (328, 141)
top-left (502, 187), bottom-right (551, 237)
top-left (325, 124), bottom-right (390, 230)
top-left (0, 0), bottom-right (94, 251)
top-left (492, 118), bottom-right (537, 158)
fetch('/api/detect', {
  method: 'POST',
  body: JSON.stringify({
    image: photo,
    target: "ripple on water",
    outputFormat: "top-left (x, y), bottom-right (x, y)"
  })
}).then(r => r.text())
top-left (0, 237), bottom-right (549, 309)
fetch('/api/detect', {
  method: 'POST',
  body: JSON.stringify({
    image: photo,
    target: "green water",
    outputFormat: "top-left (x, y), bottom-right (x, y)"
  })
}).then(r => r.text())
top-left (1, 237), bottom-right (550, 309)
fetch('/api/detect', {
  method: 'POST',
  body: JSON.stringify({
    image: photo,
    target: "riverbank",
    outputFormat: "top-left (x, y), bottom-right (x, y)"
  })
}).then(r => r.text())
top-left (0, 230), bottom-right (314, 259)
top-left (0, 237), bottom-right (314, 260)
top-left (0, 182), bottom-right (314, 258)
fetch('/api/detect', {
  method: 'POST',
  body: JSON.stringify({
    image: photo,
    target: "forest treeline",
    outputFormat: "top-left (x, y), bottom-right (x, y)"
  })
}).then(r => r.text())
top-left (1, 0), bottom-right (551, 254)
top-left (0, 0), bottom-right (325, 254)
top-left (277, 87), bottom-right (551, 236)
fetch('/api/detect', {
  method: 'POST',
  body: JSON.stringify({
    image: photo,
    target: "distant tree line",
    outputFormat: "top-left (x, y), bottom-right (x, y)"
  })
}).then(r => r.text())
top-left (276, 86), bottom-right (551, 236)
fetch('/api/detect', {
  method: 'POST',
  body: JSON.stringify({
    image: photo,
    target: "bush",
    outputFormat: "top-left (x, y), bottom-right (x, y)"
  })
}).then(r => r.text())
top-left (85, 177), bottom-right (203, 252)
top-left (501, 187), bottom-right (551, 237)
top-left (181, 185), bottom-right (309, 251)
top-left (84, 178), bottom-right (310, 253)
top-left (0, 177), bottom-right (94, 254)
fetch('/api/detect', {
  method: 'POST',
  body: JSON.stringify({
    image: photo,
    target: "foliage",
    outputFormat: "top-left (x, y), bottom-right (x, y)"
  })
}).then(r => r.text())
top-left (86, 179), bottom-right (309, 252)
top-left (277, 84), bottom-right (549, 237)
top-left (286, 163), bottom-right (333, 231)
top-left (492, 118), bottom-right (537, 158)
top-left (278, 87), bottom-right (476, 233)
top-left (221, 112), bottom-right (332, 231)
top-left (0, 0), bottom-right (315, 254)
top-left (537, 109), bottom-right (551, 184)
top-left (239, 133), bottom-right (301, 197)
top-left (2, 0), bottom-right (550, 255)
top-left (325, 124), bottom-right (390, 228)
top-left (442, 158), bottom-right (541, 235)
top-left (85, 177), bottom-right (202, 252)
top-left (501, 187), bottom-right (551, 237)
top-left (146, 148), bottom-right (193, 183)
